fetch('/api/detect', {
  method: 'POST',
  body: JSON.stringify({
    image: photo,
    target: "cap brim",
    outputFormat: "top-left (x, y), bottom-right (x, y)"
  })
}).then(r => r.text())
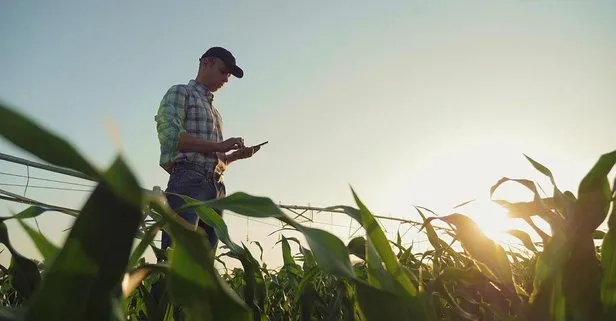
top-left (230, 65), bottom-right (244, 78)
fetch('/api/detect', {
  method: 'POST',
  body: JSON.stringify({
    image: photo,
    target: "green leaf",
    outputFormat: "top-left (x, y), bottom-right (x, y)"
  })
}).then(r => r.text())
top-left (0, 306), bottom-right (25, 321)
top-left (364, 237), bottom-right (400, 292)
top-left (437, 267), bottom-right (489, 287)
top-left (529, 151), bottom-right (616, 320)
top-left (491, 177), bottom-right (563, 232)
top-left (528, 231), bottom-right (568, 318)
top-left (597, 151), bottom-right (616, 315)
top-left (415, 207), bottom-right (443, 276)
top-left (354, 281), bottom-right (432, 321)
top-left (294, 225), bottom-right (356, 279)
top-left (251, 241), bottom-right (264, 262)
top-left (438, 267), bottom-right (519, 319)
top-left (350, 188), bottom-right (416, 296)
top-left (506, 229), bottom-right (538, 253)
top-left (174, 194), bottom-right (269, 320)
top-left (524, 155), bottom-right (564, 194)
top-left (337, 189), bottom-right (437, 320)
top-left (576, 150), bottom-right (616, 235)
top-left (425, 214), bottom-right (519, 301)
top-left (202, 192), bottom-right (357, 279)
top-left (198, 189), bottom-right (438, 320)
top-left (205, 192), bottom-right (285, 218)
top-left (347, 237), bottom-right (366, 261)
top-left (24, 157), bottom-right (143, 321)
top-left (122, 263), bottom-right (167, 299)
top-left (163, 206), bottom-right (251, 321)
top-left (563, 151), bottom-right (616, 319)
top-left (17, 219), bottom-right (60, 263)
top-left (432, 278), bottom-right (479, 321)
top-left (0, 102), bottom-right (99, 180)
top-left (0, 205), bottom-right (77, 224)
top-left (602, 229), bottom-right (616, 316)
top-left (524, 154), bottom-right (555, 179)
top-left (293, 267), bottom-right (321, 305)
top-left (0, 222), bottom-right (41, 300)
top-left (495, 199), bottom-right (552, 243)
top-left (128, 223), bottom-right (161, 268)
top-left (149, 194), bottom-right (253, 321)
top-left (299, 245), bottom-right (316, 270)
top-left (0, 102), bottom-right (141, 210)
top-left (279, 236), bottom-right (297, 266)
top-left (524, 154), bottom-right (575, 219)
top-left (0, 207), bottom-right (48, 223)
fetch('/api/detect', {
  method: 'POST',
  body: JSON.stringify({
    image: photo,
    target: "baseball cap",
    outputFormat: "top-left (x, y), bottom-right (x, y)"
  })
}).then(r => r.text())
top-left (200, 47), bottom-right (244, 78)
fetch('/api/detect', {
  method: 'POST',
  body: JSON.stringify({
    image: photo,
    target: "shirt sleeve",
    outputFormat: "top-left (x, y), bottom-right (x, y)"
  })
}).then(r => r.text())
top-left (155, 85), bottom-right (187, 169)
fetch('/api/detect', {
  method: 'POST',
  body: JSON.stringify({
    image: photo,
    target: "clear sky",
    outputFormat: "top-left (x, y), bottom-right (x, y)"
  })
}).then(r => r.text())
top-left (1, 1), bottom-right (615, 268)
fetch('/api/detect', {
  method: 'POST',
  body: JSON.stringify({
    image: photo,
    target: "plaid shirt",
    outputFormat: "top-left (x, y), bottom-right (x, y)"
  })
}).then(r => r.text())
top-left (155, 79), bottom-right (226, 174)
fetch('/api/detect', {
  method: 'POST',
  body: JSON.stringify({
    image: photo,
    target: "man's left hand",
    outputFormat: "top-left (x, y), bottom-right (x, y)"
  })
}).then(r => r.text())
top-left (231, 145), bottom-right (261, 161)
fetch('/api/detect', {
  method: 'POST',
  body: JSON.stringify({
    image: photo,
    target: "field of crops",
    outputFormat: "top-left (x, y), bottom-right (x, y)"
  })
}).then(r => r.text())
top-left (0, 102), bottom-right (615, 321)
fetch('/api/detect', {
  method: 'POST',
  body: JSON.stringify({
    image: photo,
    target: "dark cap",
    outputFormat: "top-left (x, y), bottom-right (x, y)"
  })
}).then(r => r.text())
top-left (200, 47), bottom-right (244, 78)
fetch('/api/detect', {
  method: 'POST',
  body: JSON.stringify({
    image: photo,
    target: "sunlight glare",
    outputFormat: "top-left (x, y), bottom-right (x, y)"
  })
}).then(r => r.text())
top-left (454, 197), bottom-right (531, 246)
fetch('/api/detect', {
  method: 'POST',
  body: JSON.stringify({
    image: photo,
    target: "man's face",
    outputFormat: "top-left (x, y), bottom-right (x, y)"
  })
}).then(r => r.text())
top-left (204, 58), bottom-right (231, 92)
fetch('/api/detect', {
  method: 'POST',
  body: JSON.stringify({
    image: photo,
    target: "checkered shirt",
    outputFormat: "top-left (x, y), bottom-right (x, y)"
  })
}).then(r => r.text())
top-left (155, 79), bottom-right (226, 174)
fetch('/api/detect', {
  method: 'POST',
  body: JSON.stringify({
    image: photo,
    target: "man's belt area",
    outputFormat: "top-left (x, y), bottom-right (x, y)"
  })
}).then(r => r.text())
top-left (169, 161), bottom-right (224, 183)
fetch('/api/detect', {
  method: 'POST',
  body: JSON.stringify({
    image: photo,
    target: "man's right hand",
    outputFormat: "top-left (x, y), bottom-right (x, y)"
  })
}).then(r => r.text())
top-left (218, 137), bottom-right (245, 152)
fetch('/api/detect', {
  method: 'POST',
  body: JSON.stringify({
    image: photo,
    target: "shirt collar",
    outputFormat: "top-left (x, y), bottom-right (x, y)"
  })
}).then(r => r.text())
top-left (188, 79), bottom-right (214, 103)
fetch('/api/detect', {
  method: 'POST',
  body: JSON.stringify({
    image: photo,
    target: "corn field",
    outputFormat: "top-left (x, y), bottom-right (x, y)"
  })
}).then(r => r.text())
top-left (0, 101), bottom-right (615, 321)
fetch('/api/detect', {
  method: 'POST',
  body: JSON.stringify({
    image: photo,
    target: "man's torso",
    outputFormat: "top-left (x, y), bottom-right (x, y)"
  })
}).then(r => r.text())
top-left (163, 80), bottom-right (227, 174)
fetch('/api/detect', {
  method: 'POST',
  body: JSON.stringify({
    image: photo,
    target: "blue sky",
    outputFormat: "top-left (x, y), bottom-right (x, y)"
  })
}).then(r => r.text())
top-left (1, 1), bottom-right (615, 267)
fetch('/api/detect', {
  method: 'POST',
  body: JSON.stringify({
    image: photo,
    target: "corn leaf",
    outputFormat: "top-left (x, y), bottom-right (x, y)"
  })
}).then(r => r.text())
top-left (425, 213), bottom-right (521, 316)
top-left (530, 151), bottom-right (615, 320)
top-left (0, 306), bottom-right (24, 321)
top-left (207, 190), bottom-right (437, 320)
top-left (491, 177), bottom-right (563, 233)
top-left (24, 157), bottom-right (142, 321)
top-left (506, 229), bottom-right (538, 253)
top-left (524, 155), bottom-right (570, 216)
top-left (149, 197), bottom-right (253, 321)
top-left (576, 150), bottom-right (616, 236)
top-left (598, 151), bottom-right (616, 316)
top-left (163, 217), bottom-right (251, 321)
top-left (0, 207), bottom-right (51, 223)
top-left (330, 189), bottom-right (416, 296)
top-left (122, 263), bottom-right (167, 298)
top-left (206, 193), bottom-right (356, 279)
top-left (0, 102), bottom-right (99, 180)
top-left (17, 219), bottom-right (59, 263)
top-left (127, 222), bottom-right (161, 269)
top-left (347, 237), bottom-right (366, 261)
top-left (0, 222), bottom-right (41, 301)
top-left (170, 194), bottom-right (267, 320)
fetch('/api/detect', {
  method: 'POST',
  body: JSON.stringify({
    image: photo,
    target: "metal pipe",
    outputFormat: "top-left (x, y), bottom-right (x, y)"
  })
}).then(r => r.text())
top-left (0, 152), bottom-right (94, 181)
top-left (0, 189), bottom-right (79, 214)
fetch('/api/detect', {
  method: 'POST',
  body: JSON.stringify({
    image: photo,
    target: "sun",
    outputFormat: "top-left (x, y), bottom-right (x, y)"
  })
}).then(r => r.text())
top-left (454, 198), bottom-right (533, 246)
top-left (379, 139), bottom-right (587, 254)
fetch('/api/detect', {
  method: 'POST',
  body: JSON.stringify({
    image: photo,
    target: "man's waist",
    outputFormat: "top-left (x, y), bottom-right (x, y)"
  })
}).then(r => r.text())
top-left (169, 161), bottom-right (225, 183)
top-left (170, 160), bottom-right (224, 175)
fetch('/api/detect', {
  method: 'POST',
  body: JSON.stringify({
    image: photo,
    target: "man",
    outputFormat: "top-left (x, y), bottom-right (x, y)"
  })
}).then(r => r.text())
top-left (155, 46), bottom-right (260, 254)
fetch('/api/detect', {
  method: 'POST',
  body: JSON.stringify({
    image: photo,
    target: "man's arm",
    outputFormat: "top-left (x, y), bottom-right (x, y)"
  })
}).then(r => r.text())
top-left (179, 132), bottom-right (248, 155)
top-left (155, 85), bottom-right (189, 169)
top-left (178, 132), bottom-right (223, 154)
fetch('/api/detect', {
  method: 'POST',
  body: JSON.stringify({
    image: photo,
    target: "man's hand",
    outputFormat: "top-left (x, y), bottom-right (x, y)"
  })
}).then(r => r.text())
top-left (218, 137), bottom-right (245, 152)
top-left (228, 145), bottom-right (261, 162)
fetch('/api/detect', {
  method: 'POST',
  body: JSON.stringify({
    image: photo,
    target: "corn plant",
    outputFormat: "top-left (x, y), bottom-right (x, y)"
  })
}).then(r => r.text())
top-left (0, 101), bottom-right (614, 321)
